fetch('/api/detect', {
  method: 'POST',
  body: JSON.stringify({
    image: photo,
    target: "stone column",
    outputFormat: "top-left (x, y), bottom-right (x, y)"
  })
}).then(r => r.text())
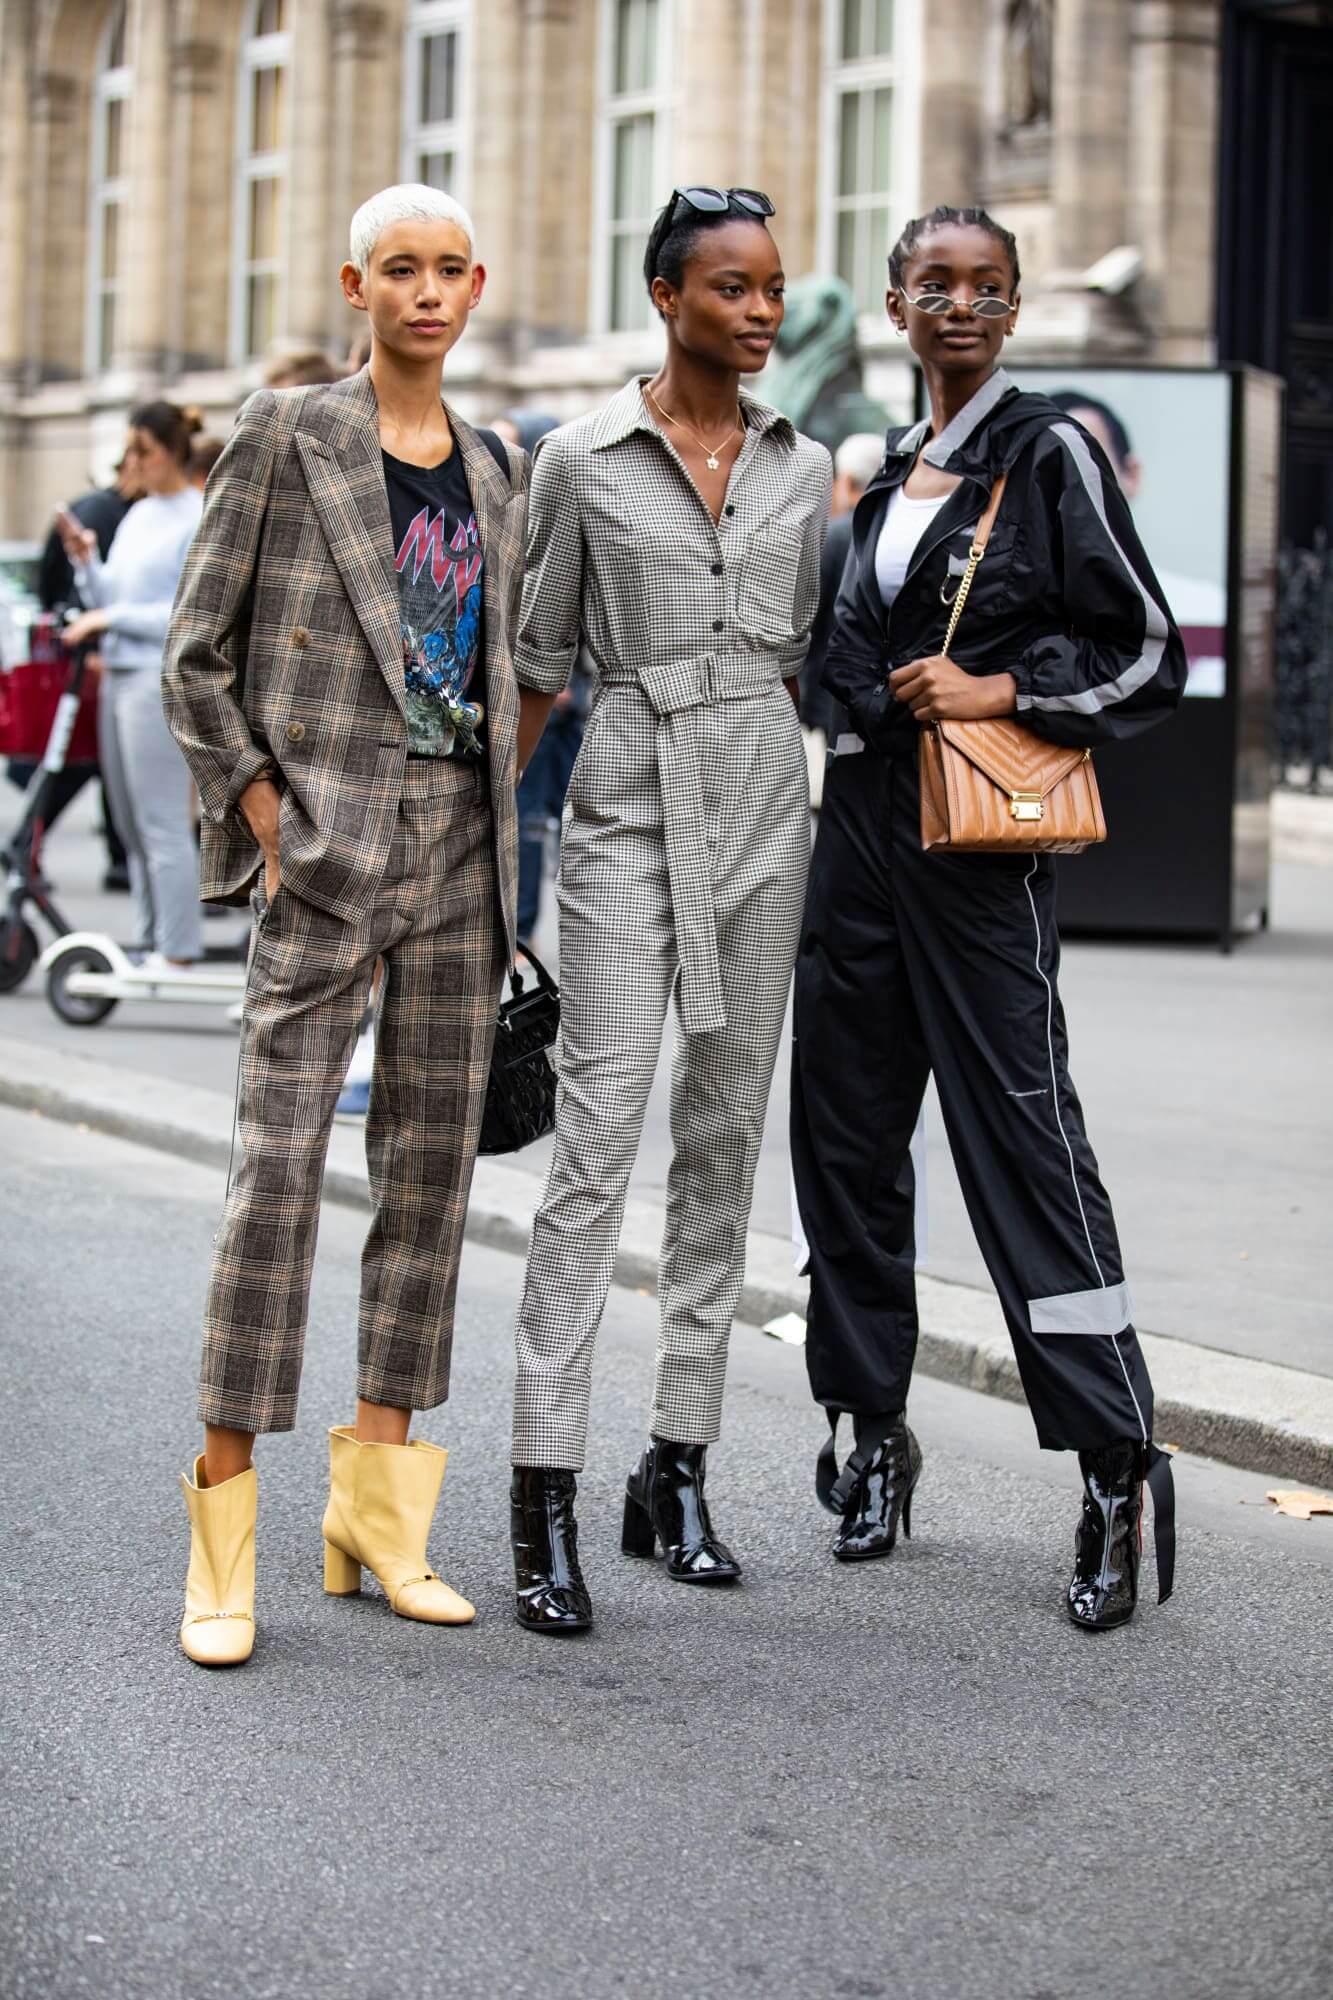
top-left (27, 65), bottom-right (84, 386)
top-left (283, 0), bottom-right (334, 351)
top-left (168, 34), bottom-right (230, 373)
top-left (466, 0), bottom-right (524, 348)
top-left (1050, 0), bottom-right (1132, 269)
top-left (120, 0), bottom-right (174, 376)
top-left (326, 2), bottom-right (403, 363)
top-left (1128, 0), bottom-right (1220, 363)
top-left (501, 0), bottom-right (597, 355)
top-left (918, 0), bottom-right (987, 214)
top-left (0, 2), bottom-right (35, 388)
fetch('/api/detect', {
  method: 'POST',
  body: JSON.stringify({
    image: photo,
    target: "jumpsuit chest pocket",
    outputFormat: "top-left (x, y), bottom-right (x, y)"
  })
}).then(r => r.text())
top-left (735, 524), bottom-right (805, 643)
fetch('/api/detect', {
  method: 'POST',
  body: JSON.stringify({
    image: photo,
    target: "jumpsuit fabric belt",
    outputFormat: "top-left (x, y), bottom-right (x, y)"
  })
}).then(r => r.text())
top-left (600, 653), bottom-right (784, 1036)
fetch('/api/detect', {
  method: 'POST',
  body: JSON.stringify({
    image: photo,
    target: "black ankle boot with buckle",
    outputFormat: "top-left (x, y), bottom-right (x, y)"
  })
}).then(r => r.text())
top-left (510, 1467), bottom-right (593, 1633)
top-left (819, 1410), bottom-right (922, 1563)
top-left (1067, 1440), bottom-right (1176, 1630)
top-left (621, 1440), bottom-right (741, 1584)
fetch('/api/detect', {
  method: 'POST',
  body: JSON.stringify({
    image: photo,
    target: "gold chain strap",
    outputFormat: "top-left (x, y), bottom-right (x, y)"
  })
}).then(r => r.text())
top-left (939, 470), bottom-right (1009, 660)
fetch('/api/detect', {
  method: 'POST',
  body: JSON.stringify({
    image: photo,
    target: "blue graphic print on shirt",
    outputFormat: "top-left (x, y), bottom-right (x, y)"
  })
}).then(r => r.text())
top-left (384, 448), bottom-right (486, 760)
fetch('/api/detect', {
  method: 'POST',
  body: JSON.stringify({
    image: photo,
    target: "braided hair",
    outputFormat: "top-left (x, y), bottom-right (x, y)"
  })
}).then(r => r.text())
top-left (887, 205), bottom-right (1021, 292)
top-left (642, 194), bottom-right (772, 315)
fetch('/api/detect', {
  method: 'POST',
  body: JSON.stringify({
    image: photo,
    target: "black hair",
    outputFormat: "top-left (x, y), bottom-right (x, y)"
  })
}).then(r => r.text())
top-left (887, 205), bottom-right (1021, 293)
top-left (1048, 390), bottom-right (1133, 468)
top-left (128, 398), bottom-right (204, 466)
top-left (642, 195), bottom-right (771, 313)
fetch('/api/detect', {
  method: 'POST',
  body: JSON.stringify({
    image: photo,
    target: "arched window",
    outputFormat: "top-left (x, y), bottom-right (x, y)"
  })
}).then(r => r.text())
top-left (232, 0), bottom-right (291, 362)
top-left (86, 2), bottom-right (132, 375)
top-left (402, 2), bottom-right (470, 197)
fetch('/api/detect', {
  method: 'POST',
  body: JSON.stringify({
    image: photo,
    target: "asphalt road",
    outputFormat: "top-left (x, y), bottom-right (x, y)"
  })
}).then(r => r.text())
top-left (2, 1107), bottom-right (1331, 2000)
top-left (7, 785), bottom-right (1333, 1375)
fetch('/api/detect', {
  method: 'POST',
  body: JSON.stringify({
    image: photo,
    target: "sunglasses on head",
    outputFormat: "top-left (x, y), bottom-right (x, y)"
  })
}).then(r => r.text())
top-left (668, 186), bottom-right (776, 227)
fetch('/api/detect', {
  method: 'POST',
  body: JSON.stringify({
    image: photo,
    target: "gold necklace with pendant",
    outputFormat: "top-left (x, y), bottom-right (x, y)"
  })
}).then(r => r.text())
top-left (644, 383), bottom-right (743, 472)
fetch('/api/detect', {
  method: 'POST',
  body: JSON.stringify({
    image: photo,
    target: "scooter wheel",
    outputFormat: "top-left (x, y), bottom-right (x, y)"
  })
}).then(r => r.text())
top-left (47, 943), bottom-right (118, 1025)
top-left (0, 919), bottom-right (39, 994)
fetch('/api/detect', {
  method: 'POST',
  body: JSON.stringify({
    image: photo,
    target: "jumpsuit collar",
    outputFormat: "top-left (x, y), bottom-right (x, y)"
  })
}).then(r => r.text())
top-left (587, 377), bottom-right (797, 453)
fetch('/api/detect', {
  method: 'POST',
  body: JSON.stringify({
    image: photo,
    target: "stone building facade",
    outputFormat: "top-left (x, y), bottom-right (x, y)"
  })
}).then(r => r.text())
top-left (0, 0), bottom-right (1225, 539)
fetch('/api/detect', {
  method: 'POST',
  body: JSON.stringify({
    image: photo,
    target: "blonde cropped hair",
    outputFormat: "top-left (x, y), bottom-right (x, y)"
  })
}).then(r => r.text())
top-left (348, 184), bottom-right (476, 273)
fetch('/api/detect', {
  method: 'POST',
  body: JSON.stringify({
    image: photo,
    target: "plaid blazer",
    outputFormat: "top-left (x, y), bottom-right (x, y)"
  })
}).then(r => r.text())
top-left (162, 369), bottom-right (529, 960)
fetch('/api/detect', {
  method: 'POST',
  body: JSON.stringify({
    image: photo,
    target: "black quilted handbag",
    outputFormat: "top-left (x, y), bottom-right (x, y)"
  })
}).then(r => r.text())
top-left (478, 945), bottom-right (559, 1155)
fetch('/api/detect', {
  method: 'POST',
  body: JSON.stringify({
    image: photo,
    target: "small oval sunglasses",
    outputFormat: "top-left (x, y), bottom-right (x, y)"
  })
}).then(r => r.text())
top-left (898, 284), bottom-right (1016, 320)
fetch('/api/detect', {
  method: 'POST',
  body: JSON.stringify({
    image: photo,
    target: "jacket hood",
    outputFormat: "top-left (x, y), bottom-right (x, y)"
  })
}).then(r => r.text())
top-left (878, 368), bottom-right (1079, 488)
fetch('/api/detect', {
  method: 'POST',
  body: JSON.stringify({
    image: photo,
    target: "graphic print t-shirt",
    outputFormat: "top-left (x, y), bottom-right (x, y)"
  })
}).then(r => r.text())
top-left (384, 447), bottom-right (486, 759)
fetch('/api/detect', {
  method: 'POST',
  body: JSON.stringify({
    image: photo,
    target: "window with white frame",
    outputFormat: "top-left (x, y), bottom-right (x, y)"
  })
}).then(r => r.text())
top-left (825, 0), bottom-right (899, 315)
top-left (600, 0), bottom-right (671, 334)
top-left (232, 0), bottom-right (291, 363)
top-left (403, 2), bottom-right (469, 197)
top-left (86, 2), bottom-right (131, 375)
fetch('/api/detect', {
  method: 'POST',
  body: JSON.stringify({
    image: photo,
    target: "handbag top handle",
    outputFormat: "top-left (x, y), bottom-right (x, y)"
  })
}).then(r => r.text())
top-left (940, 469), bottom-right (1009, 659)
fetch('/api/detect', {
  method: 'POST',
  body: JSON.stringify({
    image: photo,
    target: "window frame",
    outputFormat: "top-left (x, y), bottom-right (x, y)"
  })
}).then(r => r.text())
top-left (85, 4), bottom-right (132, 378)
top-left (401, 0), bottom-right (472, 202)
top-left (229, 0), bottom-right (293, 367)
top-left (593, 0), bottom-right (675, 338)
top-left (819, 0), bottom-right (920, 324)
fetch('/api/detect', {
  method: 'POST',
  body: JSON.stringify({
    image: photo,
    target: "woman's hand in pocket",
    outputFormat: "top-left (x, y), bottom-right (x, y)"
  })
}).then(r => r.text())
top-left (888, 657), bottom-right (1017, 724)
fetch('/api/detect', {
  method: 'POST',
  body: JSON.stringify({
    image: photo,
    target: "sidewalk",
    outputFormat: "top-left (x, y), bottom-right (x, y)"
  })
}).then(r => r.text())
top-left (3, 785), bottom-right (1331, 1483)
top-left (3, 1025), bottom-right (1331, 1486)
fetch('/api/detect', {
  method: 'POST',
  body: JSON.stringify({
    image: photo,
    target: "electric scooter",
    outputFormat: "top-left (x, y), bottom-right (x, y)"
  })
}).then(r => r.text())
top-left (0, 619), bottom-right (97, 991)
top-left (41, 928), bottom-right (248, 1026)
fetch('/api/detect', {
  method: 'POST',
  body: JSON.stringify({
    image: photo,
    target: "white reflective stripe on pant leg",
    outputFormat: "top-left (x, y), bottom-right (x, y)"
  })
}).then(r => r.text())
top-left (1027, 1281), bottom-right (1133, 1335)
top-left (1022, 856), bottom-right (1148, 1443)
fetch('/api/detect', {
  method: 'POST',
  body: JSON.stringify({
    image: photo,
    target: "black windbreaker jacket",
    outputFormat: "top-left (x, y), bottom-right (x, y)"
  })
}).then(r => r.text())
top-left (822, 368), bottom-right (1188, 755)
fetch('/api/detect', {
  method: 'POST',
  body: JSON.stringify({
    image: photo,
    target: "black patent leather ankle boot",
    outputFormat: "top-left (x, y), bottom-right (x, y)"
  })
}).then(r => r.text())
top-left (510, 1468), bottom-right (593, 1634)
top-left (622, 1440), bottom-right (741, 1584)
top-left (1066, 1442), bottom-right (1143, 1631)
top-left (826, 1412), bottom-right (922, 1563)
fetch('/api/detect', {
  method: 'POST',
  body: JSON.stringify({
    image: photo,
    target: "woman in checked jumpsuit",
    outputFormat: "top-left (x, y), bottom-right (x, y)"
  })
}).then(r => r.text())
top-left (506, 189), bottom-right (831, 1632)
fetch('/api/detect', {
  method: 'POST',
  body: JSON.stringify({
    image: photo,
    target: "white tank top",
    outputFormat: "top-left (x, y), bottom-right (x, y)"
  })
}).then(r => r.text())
top-left (874, 488), bottom-right (951, 608)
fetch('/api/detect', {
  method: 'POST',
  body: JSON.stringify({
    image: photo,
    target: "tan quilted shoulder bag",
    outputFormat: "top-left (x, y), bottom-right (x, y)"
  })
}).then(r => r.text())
top-left (918, 472), bottom-right (1106, 855)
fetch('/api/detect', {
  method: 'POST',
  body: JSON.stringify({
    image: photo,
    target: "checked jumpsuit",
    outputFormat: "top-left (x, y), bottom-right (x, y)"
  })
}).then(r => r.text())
top-left (511, 379), bottom-right (832, 1469)
top-left (792, 369), bottom-right (1188, 1457)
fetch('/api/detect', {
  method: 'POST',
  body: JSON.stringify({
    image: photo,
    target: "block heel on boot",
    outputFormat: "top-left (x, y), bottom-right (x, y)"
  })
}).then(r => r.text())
top-left (621, 1490), bottom-right (657, 1558)
top-left (323, 1540), bottom-right (361, 1595)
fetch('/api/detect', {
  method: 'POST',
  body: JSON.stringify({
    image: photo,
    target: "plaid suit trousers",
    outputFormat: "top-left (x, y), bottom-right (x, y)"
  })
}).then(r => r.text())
top-left (200, 758), bottom-right (503, 1433)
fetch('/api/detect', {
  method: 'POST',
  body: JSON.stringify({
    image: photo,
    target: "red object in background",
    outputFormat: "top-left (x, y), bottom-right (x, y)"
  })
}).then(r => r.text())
top-left (0, 614), bottom-right (100, 762)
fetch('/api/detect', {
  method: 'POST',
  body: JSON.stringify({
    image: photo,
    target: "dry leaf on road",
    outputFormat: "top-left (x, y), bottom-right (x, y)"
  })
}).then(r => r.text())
top-left (1265, 1489), bottom-right (1333, 1520)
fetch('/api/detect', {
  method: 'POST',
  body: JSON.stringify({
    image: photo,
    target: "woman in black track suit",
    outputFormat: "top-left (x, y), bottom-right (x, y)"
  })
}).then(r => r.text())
top-left (791, 207), bottom-right (1187, 1631)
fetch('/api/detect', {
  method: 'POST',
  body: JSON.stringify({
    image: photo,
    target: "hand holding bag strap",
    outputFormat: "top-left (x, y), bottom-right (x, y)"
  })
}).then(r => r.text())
top-left (940, 470), bottom-right (1008, 659)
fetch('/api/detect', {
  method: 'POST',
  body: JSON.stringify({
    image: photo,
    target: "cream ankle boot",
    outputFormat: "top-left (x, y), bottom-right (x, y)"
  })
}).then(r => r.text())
top-left (321, 1426), bottom-right (475, 1625)
top-left (179, 1457), bottom-right (256, 1665)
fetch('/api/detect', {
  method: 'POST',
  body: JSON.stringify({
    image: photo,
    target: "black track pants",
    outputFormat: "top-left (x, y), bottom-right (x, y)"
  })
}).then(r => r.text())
top-left (791, 746), bottom-right (1154, 1454)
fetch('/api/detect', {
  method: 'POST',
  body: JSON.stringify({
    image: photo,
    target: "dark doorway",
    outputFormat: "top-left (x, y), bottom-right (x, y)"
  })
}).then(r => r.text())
top-left (1218, 1), bottom-right (1333, 545)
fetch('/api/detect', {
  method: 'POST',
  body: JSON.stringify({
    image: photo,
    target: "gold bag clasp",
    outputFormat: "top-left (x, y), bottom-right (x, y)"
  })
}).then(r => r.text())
top-left (1010, 793), bottom-right (1044, 822)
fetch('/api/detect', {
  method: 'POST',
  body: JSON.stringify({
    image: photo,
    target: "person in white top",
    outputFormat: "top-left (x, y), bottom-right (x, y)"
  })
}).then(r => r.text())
top-left (57, 402), bottom-right (205, 967)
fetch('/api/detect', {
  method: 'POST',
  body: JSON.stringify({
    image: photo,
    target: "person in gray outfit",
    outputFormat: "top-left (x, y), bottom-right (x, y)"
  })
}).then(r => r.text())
top-left (58, 401), bottom-right (205, 967)
top-left (508, 187), bottom-right (830, 1633)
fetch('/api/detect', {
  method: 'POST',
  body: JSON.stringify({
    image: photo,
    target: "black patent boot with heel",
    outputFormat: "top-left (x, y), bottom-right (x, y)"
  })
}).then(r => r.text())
top-left (818, 1410), bottom-right (923, 1563)
top-left (510, 1467), bottom-right (593, 1633)
top-left (622, 1440), bottom-right (741, 1584)
top-left (1066, 1440), bottom-right (1176, 1631)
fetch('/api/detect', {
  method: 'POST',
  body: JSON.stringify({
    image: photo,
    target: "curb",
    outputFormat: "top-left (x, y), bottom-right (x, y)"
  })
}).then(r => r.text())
top-left (3, 1032), bottom-right (1331, 1488)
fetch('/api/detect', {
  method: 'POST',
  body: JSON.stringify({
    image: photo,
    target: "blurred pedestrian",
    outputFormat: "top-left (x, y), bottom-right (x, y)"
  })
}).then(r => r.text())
top-left (7, 454), bottom-right (142, 884)
top-left (792, 206), bottom-right (1186, 1630)
top-left (56, 402), bottom-right (205, 966)
top-left (800, 430), bottom-right (885, 800)
top-left (515, 651), bottom-right (592, 944)
top-left (508, 186), bottom-right (830, 1633)
top-left (188, 435), bottom-right (225, 490)
top-left (163, 183), bottom-right (529, 1666)
top-left (262, 348), bottom-right (344, 389)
